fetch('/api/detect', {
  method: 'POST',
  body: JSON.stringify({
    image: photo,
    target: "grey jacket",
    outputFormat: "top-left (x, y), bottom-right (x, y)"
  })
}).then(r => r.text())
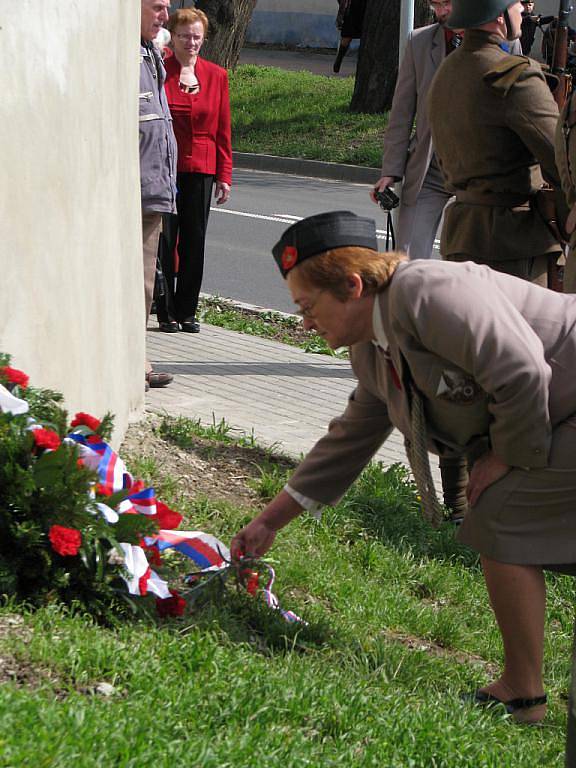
top-left (139, 41), bottom-right (177, 213)
top-left (380, 23), bottom-right (444, 206)
top-left (288, 259), bottom-right (576, 505)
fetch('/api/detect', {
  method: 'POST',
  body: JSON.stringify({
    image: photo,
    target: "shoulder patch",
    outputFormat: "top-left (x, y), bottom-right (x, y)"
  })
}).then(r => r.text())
top-left (483, 55), bottom-right (531, 93)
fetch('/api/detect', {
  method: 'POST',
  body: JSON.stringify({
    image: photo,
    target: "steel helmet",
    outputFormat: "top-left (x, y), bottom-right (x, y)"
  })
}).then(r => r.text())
top-left (446, 0), bottom-right (514, 29)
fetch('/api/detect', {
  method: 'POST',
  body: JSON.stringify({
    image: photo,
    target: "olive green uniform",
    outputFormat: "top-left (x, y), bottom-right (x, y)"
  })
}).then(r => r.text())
top-left (555, 92), bottom-right (576, 292)
top-left (428, 30), bottom-right (563, 284)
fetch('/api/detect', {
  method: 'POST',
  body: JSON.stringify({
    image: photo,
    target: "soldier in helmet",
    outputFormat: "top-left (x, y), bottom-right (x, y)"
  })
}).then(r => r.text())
top-left (428, 0), bottom-right (565, 286)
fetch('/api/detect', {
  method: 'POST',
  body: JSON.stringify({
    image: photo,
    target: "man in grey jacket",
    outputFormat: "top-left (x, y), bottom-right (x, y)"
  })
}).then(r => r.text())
top-left (140, 0), bottom-right (177, 388)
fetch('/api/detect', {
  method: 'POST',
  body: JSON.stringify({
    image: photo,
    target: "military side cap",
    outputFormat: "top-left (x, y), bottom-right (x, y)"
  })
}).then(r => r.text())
top-left (272, 211), bottom-right (378, 278)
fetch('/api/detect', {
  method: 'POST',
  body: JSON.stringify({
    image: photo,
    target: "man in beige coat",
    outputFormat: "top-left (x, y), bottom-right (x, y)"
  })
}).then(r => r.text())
top-left (370, 2), bottom-right (454, 261)
top-left (371, 1), bottom-right (522, 262)
top-left (232, 211), bottom-right (576, 724)
top-left (428, 0), bottom-right (563, 285)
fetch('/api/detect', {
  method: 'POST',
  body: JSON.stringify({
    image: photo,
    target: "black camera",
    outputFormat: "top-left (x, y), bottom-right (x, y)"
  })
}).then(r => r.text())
top-left (374, 187), bottom-right (400, 211)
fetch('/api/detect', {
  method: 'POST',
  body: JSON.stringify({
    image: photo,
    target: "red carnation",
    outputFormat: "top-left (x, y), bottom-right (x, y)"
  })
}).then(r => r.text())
top-left (33, 428), bottom-right (61, 451)
top-left (156, 589), bottom-right (186, 618)
top-left (48, 525), bottom-right (82, 556)
top-left (70, 412), bottom-right (101, 431)
top-left (0, 366), bottom-right (29, 389)
top-left (156, 501), bottom-right (183, 530)
top-left (241, 569), bottom-right (260, 596)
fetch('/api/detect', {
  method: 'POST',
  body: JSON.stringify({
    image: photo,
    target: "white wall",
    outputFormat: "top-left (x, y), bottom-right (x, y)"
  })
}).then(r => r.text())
top-left (0, 0), bottom-right (144, 444)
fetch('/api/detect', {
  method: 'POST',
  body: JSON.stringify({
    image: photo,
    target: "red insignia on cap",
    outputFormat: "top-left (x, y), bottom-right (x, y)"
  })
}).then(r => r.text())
top-left (281, 245), bottom-right (298, 271)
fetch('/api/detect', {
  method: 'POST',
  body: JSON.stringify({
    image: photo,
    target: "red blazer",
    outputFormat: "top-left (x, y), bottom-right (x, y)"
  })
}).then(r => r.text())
top-left (164, 55), bottom-right (232, 185)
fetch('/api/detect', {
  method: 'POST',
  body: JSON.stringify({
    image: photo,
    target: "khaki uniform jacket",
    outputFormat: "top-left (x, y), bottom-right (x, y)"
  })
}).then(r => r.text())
top-left (288, 260), bottom-right (576, 505)
top-left (380, 23), bottom-right (445, 206)
top-left (427, 30), bottom-right (561, 262)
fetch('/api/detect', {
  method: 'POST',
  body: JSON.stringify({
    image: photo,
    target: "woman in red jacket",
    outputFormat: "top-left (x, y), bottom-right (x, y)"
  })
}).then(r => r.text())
top-left (157, 8), bottom-right (232, 333)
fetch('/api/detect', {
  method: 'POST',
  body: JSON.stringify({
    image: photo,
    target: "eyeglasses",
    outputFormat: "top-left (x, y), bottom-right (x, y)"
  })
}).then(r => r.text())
top-left (174, 33), bottom-right (203, 42)
top-left (295, 291), bottom-right (325, 320)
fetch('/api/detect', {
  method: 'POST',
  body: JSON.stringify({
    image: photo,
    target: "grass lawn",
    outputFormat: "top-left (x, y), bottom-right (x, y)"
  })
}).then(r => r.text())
top-left (0, 417), bottom-right (573, 767)
top-left (229, 65), bottom-right (387, 168)
top-left (197, 295), bottom-right (344, 358)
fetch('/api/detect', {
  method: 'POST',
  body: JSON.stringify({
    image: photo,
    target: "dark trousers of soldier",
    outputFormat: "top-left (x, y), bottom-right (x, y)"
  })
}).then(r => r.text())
top-left (157, 172), bottom-right (214, 324)
top-left (439, 251), bottom-right (550, 520)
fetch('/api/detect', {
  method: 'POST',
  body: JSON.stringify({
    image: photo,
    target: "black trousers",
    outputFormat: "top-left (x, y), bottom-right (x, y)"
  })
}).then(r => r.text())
top-left (157, 172), bottom-right (214, 323)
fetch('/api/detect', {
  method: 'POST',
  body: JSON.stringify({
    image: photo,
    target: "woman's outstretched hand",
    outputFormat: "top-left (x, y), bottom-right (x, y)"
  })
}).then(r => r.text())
top-left (230, 518), bottom-right (277, 561)
top-left (229, 489), bottom-right (306, 562)
top-left (466, 451), bottom-right (511, 507)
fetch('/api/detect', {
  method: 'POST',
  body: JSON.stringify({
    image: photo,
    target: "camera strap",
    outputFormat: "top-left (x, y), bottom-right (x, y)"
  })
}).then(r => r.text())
top-left (385, 211), bottom-right (396, 251)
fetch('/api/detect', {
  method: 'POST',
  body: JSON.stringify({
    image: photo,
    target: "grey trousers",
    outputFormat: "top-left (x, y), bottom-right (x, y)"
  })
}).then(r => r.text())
top-left (396, 161), bottom-right (452, 261)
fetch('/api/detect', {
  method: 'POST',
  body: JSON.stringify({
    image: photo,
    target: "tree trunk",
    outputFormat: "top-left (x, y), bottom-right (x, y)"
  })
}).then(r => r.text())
top-left (415, 0), bottom-right (434, 28)
top-left (349, 0), bottom-right (399, 113)
top-left (350, 0), bottom-right (434, 113)
top-left (194, 0), bottom-right (257, 69)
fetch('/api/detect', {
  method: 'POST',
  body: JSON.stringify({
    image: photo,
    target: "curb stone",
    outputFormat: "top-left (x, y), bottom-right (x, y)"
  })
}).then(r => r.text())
top-left (200, 293), bottom-right (300, 321)
top-left (232, 151), bottom-right (380, 185)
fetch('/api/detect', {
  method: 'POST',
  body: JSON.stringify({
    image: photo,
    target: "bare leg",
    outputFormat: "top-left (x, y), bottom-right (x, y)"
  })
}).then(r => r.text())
top-left (480, 556), bottom-right (547, 722)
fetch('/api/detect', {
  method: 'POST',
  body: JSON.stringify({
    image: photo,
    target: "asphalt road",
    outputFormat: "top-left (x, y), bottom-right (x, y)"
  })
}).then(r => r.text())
top-left (202, 168), bottom-right (390, 313)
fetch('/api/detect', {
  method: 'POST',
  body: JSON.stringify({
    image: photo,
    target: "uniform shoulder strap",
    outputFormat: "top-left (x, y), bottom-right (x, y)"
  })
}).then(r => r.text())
top-left (483, 55), bottom-right (531, 94)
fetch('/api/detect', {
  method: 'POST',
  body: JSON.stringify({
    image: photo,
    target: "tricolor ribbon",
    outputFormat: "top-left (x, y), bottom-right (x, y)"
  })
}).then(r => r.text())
top-left (67, 433), bottom-right (133, 493)
top-left (144, 530), bottom-right (230, 572)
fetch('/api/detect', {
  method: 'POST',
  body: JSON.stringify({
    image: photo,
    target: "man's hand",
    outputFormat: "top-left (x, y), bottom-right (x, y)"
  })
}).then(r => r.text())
top-left (214, 181), bottom-right (231, 205)
top-left (466, 451), bottom-right (511, 507)
top-left (370, 176), bottom-right (397, 205)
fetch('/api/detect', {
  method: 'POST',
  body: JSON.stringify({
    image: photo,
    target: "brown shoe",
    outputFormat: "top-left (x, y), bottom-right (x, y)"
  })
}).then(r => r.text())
top-left (146, 371), bottom-right (173, 388)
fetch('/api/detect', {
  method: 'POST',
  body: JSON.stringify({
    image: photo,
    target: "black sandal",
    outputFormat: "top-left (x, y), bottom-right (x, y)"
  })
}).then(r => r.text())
top-left (467, 689), bottom-right (547, 724)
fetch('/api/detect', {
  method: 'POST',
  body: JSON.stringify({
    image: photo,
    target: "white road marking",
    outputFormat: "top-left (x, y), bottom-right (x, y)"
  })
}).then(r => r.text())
top-left (210, 207), bottom-right (441, 249)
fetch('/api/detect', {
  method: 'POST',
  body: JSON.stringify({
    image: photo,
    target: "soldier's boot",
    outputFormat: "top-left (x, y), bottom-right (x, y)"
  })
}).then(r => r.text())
top-left (439, 454), bottom-right (469, 525)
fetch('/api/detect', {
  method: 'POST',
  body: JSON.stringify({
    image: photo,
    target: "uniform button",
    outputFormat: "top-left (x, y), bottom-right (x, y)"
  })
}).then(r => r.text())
top-left (534, 448), bottom-right (542, 454)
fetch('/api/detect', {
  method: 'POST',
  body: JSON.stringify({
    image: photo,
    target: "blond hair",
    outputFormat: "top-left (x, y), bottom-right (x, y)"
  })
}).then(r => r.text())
top-left (167, 8), bottom-right (209, 36)
top-left (293, 247), bottom-right (406, 301)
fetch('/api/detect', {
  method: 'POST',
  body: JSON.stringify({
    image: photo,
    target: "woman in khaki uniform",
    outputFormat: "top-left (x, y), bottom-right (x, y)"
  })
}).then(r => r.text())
top-left (231, 211), bottom-right (576, 725)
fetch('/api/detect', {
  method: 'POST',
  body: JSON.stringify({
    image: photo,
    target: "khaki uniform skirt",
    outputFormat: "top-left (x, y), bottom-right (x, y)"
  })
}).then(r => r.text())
top-left (457, 417), bottom-right (576, 570)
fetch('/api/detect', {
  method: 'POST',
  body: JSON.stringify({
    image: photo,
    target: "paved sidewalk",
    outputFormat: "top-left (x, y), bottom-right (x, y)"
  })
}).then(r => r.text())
top-left (146, 323), bottom-right (440, 486)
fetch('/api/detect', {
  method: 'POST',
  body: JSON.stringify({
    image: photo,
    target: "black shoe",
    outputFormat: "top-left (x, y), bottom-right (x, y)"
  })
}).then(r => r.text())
top-left (158, 320), bottom-right (179, 333)
top-left (181, 319), bottom-right (200, 333)
top-left (146, 371), bottom-right (174, 388)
